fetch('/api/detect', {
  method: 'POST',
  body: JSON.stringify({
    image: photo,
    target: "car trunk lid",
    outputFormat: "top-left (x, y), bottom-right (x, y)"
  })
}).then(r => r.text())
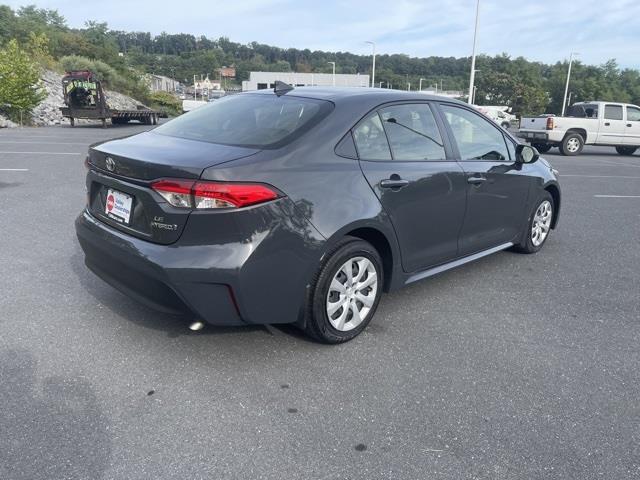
top-left (86, 132), bottom-right (260, 244)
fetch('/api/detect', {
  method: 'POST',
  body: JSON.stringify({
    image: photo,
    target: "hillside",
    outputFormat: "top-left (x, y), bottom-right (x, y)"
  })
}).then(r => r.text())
top-left (1, 4), bottom-right (640, 120)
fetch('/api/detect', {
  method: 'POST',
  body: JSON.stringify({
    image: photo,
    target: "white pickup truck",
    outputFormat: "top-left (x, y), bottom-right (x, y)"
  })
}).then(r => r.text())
top-left (518, 101), bottom-right (640, 156)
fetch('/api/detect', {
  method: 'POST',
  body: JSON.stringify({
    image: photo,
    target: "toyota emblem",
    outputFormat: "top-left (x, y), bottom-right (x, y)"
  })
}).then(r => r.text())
top-left (105, 157), bottom-right (116, 172)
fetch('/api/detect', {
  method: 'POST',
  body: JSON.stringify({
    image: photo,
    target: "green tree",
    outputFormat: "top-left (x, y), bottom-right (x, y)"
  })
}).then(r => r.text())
top-left (0, 39), bottom-right (46, 123)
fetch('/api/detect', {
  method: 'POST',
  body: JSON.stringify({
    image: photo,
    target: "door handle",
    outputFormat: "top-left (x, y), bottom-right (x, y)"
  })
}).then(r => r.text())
top-left (627, 123), bottom-right (633, 127)
top-left (467, 176), bottom-right (487, 185)
top-left (380, 178), bottom-right (410, 189)
top-left (605, 122), bottom-right (611, 126)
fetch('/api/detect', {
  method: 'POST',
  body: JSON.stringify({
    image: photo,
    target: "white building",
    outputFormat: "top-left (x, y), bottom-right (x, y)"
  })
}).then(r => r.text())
top-left (145, 74), bottom-right (181, 93)
top-left (242, 71), bottom-right (370, 91)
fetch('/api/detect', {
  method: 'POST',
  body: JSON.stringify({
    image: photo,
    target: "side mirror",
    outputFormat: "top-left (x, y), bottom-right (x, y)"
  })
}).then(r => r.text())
top-left (516, 144), bottom-right (539, 164)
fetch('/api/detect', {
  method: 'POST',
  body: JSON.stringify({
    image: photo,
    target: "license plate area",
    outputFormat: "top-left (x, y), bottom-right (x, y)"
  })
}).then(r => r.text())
top-left (105, 188), bottom-right (133, 224)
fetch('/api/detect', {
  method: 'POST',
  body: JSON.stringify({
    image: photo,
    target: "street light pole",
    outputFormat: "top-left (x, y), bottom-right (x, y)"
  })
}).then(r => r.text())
top-left (366, 41), bottom-right (376, 87)
top-left (562, 52), bottom-right (579, 116)
top-left (419, 78), bottom-right (426, 91)
top-left (327, 61), bottom-right (336, 86)
top-left (467, 0), bottom-right (480, 104)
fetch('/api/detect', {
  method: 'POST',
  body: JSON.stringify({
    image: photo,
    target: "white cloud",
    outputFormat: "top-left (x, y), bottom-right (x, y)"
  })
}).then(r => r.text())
top-left (5, 0), bottom-right (639, 66)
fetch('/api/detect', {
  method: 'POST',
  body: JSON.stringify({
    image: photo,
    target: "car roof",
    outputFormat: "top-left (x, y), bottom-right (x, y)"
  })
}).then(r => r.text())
top-left (246, 86), bottom-right (468, 106)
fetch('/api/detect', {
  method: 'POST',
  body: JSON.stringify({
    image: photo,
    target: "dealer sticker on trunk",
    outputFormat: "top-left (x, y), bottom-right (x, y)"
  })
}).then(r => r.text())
top-left (105, 188), bottom-right (133, 224)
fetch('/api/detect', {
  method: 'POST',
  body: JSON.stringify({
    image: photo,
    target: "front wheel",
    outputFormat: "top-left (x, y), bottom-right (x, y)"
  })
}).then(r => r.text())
top-left (513, 192), bottom-right (554, 254)
top-left (615, 146), bottom-right (637, 156)
top-left (304, 238), bottom-right (383, 343)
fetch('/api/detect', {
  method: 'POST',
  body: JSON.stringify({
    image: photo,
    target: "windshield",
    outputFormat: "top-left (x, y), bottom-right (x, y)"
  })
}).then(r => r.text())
top-left (155, 94), bottom-right (334, 148)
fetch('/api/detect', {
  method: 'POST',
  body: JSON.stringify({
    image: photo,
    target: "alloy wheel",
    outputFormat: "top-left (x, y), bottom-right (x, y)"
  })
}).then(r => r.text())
top-left (566, 137), bottom-right (581, 153)
top-left (531, 200), bottom-right (553, 246)
top-left (326, 256), bottom-right (378, 332)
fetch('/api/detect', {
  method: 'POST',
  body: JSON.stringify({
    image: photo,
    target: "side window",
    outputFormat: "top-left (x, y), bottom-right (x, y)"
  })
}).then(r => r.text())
top-left (440, 105), bottom-right (509, 161)
top-left (353, 111), bottom-right (392, 161)
top-left (378, 104), bottom-right (446, 161)
top-left (627, 106), bottom-right (640, 122)
top-left (604, 105), bottom-right (623, 120)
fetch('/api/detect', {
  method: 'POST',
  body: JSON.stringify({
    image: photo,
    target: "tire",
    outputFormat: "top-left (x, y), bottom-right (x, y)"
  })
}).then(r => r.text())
top-left (512, 191), bottom-right (554, 254)
top-left (304, 238), bottom-right (383, 343)
top-left (532, 143), bottom-right (552, 153)
top-left (615, 146), bottom-right (637, 156)
top-left (559, 133), bottom-right (584, 156)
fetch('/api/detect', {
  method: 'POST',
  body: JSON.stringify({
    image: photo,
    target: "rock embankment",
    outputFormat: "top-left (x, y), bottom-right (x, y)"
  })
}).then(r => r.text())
top-left (1, 69), bottom-right (143, 128)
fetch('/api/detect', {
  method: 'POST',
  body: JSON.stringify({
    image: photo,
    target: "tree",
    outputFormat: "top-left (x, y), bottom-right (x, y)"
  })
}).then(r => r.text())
top-left (0, 40), bottom-right (46, 122)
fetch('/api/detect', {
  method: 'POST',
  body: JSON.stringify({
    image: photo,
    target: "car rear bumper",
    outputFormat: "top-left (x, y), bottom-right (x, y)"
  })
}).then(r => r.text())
top-left (518, 130), bottom-right (565, 143)
top-left (75, 199), bottom-right (326, 326)
top-left (76, 210), bottom-right (245, 325)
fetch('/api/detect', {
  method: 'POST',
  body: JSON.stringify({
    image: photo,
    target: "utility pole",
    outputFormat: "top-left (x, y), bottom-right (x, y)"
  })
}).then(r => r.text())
top-left (327, 61), bottom-right (336, 86)
top-left (366, 41), bottom-right (376, 87)
top-left (467, 0), bottom-right (480, 104)
top-left (562, 52), bottom-right (579, 116)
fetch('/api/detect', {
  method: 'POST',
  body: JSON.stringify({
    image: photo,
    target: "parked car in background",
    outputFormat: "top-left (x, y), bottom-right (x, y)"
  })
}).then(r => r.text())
top-left (518, 101), bottom-right (640, 156)
top-left (76, 86), bottom-right (561, 343)
top-left (475, 105), bottom-right (516, 130)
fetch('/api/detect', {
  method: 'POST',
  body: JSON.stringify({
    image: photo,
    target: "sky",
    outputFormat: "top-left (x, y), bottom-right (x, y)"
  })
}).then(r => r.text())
top-left (5, 0), bottom-right (640, 68)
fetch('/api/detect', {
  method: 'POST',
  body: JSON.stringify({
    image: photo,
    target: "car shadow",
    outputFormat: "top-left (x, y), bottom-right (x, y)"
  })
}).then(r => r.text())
top-left (0, 349), bottom-right (112, 480)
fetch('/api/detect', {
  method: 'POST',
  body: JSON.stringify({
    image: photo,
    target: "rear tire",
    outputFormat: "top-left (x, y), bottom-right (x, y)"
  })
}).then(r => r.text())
top-left (304, 238), bottom-right (383, 344)
top-left (513, 191), bottom-right (554, 254)
top-left (559, 133), bottom-right (584, 156)
top-left (615, 146), bottom-right (637, 156)
top-left (532, 143), bottom-right (552, 153)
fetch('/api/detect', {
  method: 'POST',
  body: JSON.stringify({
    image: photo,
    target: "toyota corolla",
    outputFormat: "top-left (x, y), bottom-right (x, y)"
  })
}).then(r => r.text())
top-left (76, 84), bottom-right (561, 343)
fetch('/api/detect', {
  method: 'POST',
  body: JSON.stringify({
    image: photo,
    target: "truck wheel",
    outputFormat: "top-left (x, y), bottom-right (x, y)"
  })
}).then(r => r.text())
top-left (615, 146), bottom-right (637, 156)
top-left (532, 143), bottom-right (552, 153)
top-left (560, 133), bottom-right (584, 156)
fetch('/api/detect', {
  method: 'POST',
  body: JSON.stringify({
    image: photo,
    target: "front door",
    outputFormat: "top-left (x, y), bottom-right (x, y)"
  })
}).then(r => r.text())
top-left (354, 104), bottom-right (467, 272)
top-left (597, 104), bottom-right (627, 144)
top-left (438, 104), bottom-right (531, 256)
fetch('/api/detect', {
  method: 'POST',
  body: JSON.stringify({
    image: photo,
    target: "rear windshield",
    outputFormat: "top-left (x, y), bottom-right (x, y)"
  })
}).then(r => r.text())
top-left (566, 104), bottom-right (599, 118)
top-left (155, 94), bottom-right (334, 148)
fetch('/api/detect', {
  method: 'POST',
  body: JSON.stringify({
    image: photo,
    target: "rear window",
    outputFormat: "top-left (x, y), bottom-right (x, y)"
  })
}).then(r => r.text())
top-left (155, 94), bottom-right (333, 148)
top-left (567, 104), bottom-right (599, 118)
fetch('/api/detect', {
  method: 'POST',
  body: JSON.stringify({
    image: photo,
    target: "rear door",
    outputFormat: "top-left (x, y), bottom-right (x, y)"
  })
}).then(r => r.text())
top-left (624, 106), bottom-right (640, 145)
top-left (355, 103), bottom-right (467, 272)
top-left (438, 103), bottom-right (531, 256)
top-left (597, 104), bottom-right (626, 144)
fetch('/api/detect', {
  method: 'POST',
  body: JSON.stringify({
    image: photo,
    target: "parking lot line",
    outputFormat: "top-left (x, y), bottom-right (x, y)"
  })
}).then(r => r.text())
top-left (0, 151), bottom-right (81, 155)
top-left (594, 195), bottom-right (640, 198)
top-left (0, 141), bottom-right (91, 145)
top-left (0, 168), bottom-right (29, 171)
top-left (562, 174), bottom-right (640, 179)
top-left (598, 159), bottom-right (640, 169)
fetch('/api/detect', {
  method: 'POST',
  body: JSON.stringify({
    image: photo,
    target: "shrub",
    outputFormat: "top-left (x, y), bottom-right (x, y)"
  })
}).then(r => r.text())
top-left (0, 39), bottom-right (46, 122)
top-left (148, 90), bottom-right (181, 116)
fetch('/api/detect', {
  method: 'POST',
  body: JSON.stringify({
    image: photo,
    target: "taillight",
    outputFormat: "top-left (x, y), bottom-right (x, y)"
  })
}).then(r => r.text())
top-left (546, 117), bottom-right (554, 130)
top-left (151, 179), bottom-right (193, 208)
top-left (151, 179), bottom-right (280, 209)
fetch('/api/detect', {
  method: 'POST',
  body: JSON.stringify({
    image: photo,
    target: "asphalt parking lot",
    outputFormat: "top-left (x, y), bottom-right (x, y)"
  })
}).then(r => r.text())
top-left (1, 123), bottom-right (639, 480)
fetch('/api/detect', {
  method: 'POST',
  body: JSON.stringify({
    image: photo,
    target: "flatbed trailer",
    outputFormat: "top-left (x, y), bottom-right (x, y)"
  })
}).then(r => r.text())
top-left (59, 70), bottom-right (160, 128)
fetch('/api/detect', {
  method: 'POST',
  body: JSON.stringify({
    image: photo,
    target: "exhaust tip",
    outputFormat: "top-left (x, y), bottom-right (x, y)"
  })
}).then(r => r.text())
top-left (189, 321), bottom-right (205, 331)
